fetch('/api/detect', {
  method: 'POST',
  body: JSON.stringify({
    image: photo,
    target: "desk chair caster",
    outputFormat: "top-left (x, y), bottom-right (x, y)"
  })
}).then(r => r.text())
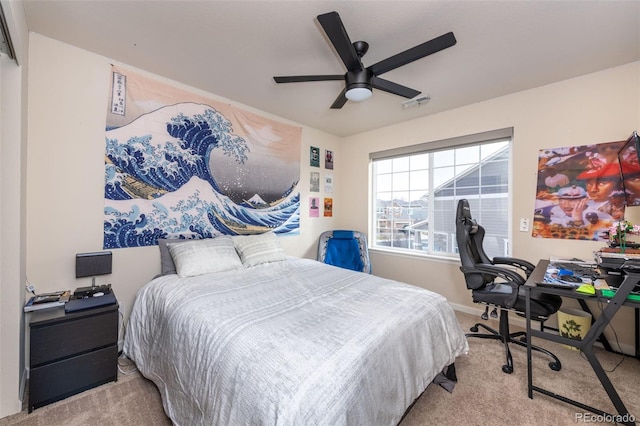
top-left (467, 307), bottom-right (563, 374)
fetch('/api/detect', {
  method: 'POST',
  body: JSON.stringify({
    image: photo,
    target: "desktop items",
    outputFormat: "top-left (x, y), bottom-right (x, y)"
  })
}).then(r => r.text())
top-left (595, 250), bottom-right (640, 301)
top-left (535, 257), bottom-right (603, 289)
top-left (65, 291), bottom-right (116, 313)
top-left (576, 284), bottom-right (595, 295)
top-left (74, 251), bottom-right (112, 298)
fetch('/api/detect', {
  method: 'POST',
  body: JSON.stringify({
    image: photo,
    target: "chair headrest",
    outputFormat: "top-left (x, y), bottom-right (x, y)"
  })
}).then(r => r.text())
top-left (332, 230), bottom-right (355, 239)
top-left (456, 199), bottom-right (472, 221)
top-left (456, 199), bottom-right (479, 234)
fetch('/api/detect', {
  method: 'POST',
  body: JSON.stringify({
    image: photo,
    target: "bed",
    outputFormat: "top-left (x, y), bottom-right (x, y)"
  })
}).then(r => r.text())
top-left (124, 234), bottom-right (468, 425)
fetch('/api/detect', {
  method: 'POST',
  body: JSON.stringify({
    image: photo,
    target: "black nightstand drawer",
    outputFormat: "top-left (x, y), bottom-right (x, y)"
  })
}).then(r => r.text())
top-left (30, 309), bottom-right (118, 366)
top-left (29, 344), bottom-right (118, 411)
top-left (28, 295), bottom-right (119, 412)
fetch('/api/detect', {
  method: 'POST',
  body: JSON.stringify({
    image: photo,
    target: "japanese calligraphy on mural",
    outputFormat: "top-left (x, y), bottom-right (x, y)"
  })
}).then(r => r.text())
top-left (533, 139), bottom-right (626, 241)
top-left (104, 67), bottom-right (301, 249)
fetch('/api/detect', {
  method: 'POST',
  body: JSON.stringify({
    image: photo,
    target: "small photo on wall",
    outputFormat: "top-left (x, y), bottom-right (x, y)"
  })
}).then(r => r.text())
top-left (324, 173), bottom-right (334, 193)
top-left (309, 197), bottom-right (320, 217)
top-left (310, 171), bottom-right (320, 192)
top-left (324, 197), bottom-right (333, 217)
top-left (310, 146), bottom-right (320, 167)
top-left (325, 149), bottom-right (334, 169)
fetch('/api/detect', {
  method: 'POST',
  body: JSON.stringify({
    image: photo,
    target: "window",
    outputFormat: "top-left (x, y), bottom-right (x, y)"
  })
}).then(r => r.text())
top-left (370, 128), bottom-right (512, 259)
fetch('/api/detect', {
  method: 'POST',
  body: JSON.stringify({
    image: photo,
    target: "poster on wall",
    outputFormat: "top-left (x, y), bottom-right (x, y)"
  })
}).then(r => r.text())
top-left (310, 146), bottom-right (320, 167)
top-left (324, 198), bottom-right (333, 217)
top-left (324, 173), bottom-right (334, 193)
top-left (310, 172), bottom-right (320, 192)
top-left (325, 149), bottom-right (334, 169)
top-left (309, 197), bottom-right (320, 217)
top-left (533, 139), bottom-right (626, 241)
top-left (103, 66), bottom-right (302, 249)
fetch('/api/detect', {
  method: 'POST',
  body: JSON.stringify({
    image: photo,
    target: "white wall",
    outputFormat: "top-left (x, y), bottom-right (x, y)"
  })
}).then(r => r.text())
top-left (341, 61), bottom-right (640, 352)
top-left (0, 0), bottom-right (28, 418)
top-left (25, 32), bottom-right (340, 358)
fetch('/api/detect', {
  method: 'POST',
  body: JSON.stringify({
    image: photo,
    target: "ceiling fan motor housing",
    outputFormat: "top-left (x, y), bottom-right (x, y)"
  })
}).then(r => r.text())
top-left (346, 69), bottom-right (373, 90)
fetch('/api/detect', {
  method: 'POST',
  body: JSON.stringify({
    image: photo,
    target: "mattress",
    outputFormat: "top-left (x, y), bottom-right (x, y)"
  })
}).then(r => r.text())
top-left (124, 257), bottom-right (468, 425)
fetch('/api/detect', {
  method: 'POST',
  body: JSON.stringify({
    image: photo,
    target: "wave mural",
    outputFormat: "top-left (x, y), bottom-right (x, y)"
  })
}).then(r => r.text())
top-left (104, 69), bottom-right (301, 248)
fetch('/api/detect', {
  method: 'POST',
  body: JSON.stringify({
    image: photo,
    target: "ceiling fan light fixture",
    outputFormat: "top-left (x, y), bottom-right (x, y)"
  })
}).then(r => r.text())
top-left (345, 87), bottom-right (372, 102)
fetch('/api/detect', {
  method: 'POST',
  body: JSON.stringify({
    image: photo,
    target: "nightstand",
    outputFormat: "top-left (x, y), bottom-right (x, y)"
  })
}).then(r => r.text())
top-left (28, 294), bottom-right (119, 412)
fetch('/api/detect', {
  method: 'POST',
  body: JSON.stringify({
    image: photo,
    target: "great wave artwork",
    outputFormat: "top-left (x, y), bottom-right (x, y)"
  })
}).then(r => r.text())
top-left (104, 68), bottom-right (301, 249)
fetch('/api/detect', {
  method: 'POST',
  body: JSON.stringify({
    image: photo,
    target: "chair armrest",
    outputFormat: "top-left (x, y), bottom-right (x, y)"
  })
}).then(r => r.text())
top-left (466, 263), bottom-right (526, 286)
top-left (493, 256), bottom-right (535, 277)
top-left (460, 263), bottom-right (524, 308)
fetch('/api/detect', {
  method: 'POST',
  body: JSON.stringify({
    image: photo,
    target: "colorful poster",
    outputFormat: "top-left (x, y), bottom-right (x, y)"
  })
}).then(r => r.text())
top-left (533, 140), bottom-right (626, 241)
top-left (309, 197), bottom-right (320, 217)
top-left (324, 198), bottom-right (333, 217)
top-left (103, 67), bottom-right (301, 248)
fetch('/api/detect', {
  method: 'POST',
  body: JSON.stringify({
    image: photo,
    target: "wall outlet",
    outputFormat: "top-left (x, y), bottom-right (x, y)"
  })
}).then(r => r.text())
top-left (519, 218), bottom-right (530, 232)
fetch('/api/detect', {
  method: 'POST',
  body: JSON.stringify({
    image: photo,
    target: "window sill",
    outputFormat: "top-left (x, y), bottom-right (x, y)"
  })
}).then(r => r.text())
top-left (369, 246), bottom-right (460, 264)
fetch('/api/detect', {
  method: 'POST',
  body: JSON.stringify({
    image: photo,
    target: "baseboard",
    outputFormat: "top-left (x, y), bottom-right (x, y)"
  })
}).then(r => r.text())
top-left (449, 302), bottom-right (636, 356)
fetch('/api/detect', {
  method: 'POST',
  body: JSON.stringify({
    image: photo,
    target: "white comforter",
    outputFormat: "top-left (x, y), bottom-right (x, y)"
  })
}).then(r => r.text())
top-left (124, 257), bottom-right (468, 426)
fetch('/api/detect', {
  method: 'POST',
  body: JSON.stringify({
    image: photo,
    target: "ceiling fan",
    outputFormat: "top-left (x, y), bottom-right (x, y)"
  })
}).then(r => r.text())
top-left (273, 11), bottom-right (456, 109)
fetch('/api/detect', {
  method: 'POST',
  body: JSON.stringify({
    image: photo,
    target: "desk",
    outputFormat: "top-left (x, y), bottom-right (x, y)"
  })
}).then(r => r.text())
top-left (525, 259), bottom-right (639, 425)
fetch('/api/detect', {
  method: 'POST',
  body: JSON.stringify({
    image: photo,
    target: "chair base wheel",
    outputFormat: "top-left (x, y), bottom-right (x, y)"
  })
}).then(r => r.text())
top-left (466, 315), bottom-right (562, 374)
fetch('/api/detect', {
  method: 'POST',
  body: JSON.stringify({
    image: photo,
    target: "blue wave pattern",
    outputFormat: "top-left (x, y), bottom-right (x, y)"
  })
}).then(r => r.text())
top-left (104, 104), bottom-right (300, 249)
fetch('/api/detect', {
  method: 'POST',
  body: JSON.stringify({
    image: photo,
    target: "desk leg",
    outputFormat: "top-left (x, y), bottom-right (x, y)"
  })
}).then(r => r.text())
top-left (577, 298), bottom-right (615, 353)
top-left (636, 308), bottom-right (639, 359)
top-left (525, 286), bottom-right (533, 399)
top-left (581, 346), bottom-right (633, 424)
top-left (580, 275), bottom-right (636, 423)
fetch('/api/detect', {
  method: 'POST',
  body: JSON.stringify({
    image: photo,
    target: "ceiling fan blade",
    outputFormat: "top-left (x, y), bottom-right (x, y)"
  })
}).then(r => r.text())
top-left (274, 75), bottom-right (344, 83)
top-left (371, 76), bottom-right (421, 99)
top-left (317, 11), bottom-right (363, 72)
top-left (330, 88), bottom-right (348, 109)
top-left (368, 32), bottom-right (456, 76)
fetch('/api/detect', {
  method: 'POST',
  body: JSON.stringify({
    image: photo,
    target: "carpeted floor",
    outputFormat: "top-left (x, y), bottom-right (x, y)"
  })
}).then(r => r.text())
top-left (1, 310), bottom-right (638, 425)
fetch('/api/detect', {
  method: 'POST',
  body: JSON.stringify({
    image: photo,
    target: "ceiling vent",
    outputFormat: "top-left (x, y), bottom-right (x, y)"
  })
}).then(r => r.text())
top-left (401, 95), bottom-right (431, 109)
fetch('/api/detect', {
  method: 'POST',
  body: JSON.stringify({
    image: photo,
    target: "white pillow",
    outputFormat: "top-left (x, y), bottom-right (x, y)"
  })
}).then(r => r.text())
top-left (232, 232), bottom-right (286, 267)
top-left (167, 237), bottom-right (242, 277)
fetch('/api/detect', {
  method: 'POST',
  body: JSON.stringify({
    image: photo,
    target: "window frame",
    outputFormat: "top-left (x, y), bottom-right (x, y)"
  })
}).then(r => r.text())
top-left (369, 128), bottom-right (513, 260)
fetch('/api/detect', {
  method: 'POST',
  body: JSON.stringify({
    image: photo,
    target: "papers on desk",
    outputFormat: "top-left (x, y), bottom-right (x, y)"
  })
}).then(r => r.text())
top-left (537, 257), bottom-right (602, 289)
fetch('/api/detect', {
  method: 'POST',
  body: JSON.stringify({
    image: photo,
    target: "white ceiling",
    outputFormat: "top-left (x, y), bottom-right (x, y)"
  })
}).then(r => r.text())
top-left (21, 0), bottom-right (640, 137)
